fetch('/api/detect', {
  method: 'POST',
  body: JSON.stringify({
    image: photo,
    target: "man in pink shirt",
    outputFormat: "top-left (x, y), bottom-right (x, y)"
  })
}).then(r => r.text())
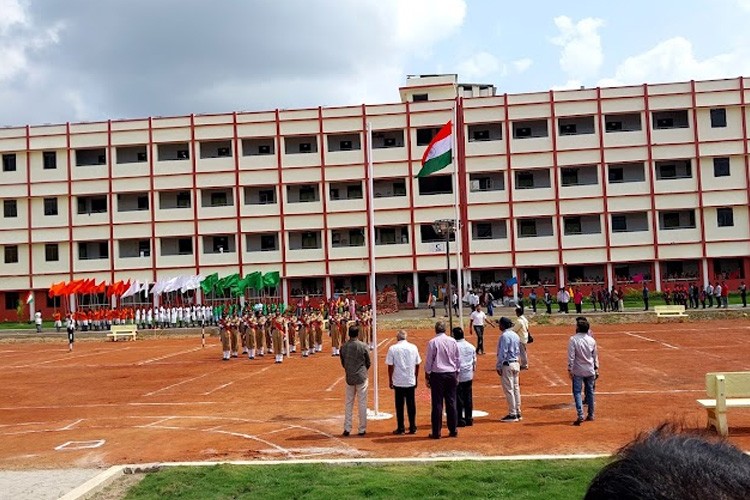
top-left (425, 321), bottom-right (461, 439)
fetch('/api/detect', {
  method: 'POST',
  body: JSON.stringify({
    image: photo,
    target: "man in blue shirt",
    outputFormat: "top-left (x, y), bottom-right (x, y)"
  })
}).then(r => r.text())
top-left (496, 317), bottom-right (521, 422)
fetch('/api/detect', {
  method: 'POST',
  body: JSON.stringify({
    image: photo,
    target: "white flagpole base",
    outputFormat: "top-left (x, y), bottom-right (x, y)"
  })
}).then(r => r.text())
top-left (366, 409), bottom-right (393, 420)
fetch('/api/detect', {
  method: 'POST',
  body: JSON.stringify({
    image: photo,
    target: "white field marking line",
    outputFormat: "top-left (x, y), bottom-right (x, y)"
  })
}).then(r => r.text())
top-left (54, 439), bottom-right (105, 451)
top-left (527, 356), bottom-right (565, 387)
top-left (130, 415), bottom-right (357, 451)
top-left (600, 349), bottom-right (669, 378)
top-left (0, 421), bottom-right (50, 428)
top-left (259, 425), bottom-right (295, 436)
top-left (201, 364), bottom-right (274, 396)
top-left (0, 401), bottom-right (218, 411)
top-left (136, 346), bottom-right (204, 365)
top-left (143, 371), bottom-right (212, 397)
top-left (57, 418), bottom-right (84, 431)
top-left (624, 332), bottom-right (679, 350)
top-left (325, 376), bottom-right (345, 392)
top-left (5, 348), bottom-right (125, 369)
top-left (138, 417), bottom-right (176, 428)
top-left (145, 424), bottom-right (292, 457)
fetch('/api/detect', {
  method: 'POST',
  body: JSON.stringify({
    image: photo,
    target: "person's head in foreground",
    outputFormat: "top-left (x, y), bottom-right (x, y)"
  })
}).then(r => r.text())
top-left (585, 424), bottom-right (750, 499)
top-left (434, 321), bottom-right (446, 334)
top-left (348, 325), bottom-right (359, 338)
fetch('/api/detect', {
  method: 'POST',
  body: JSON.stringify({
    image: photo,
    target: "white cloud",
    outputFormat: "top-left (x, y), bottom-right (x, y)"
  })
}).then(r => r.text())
top-left (456, 53), bottom-right (533, 83)
top-left (734, 0), bottom-right (750, 10)
top-left (0, 0), bottom-right (26, 33)
top-left (390, 0), bottom-right (466, 48)
top-left (551, 16), bottom-right (605, 81)
top-left (598, 36), bottom-right (750, 87)
top-left (512, 58), bottom-right (533, 74)
top-left (0, 0), bottom-right (468, 125)
top-left (457, 51), bottom-right (504, 80)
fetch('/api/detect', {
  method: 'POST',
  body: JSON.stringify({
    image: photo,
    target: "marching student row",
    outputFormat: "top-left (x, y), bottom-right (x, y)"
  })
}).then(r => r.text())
top-left (217, 305), bottom-right (373, 364)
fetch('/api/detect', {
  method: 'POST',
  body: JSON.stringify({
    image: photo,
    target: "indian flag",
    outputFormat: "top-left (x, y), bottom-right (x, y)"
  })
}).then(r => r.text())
top-left (416, 120), bottom-right (452, 178)
top-left (25, 291), bottom-right (34, 304)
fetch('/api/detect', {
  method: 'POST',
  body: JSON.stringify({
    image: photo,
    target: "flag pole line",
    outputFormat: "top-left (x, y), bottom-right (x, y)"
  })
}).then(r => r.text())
top-left (366, 122), bottom-right (380, 415)
top-left (452, 100), bottom-right (465, 331)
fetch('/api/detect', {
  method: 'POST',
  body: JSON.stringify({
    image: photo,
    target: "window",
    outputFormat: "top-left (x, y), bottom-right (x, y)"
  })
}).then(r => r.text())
top-left (178, 238), bottom-right (193, 255)
top-left (2, 153), bottom-right (16, 172)
top-left (420, 224), bottom-right (454, 243)
top-left (78, 196), bottom-right (108, 214)
top-left (476, 222), bottom-right (492, 239)
top-left (45, 243), bottom-right (59, 262)
top-left (212, 236), bottom-right (229, 253)
top-left (655, 160), bottom-right (691, 180)
top-left (4, 245), bottom-right (19, 264)
top-left (412, 93), bottom-right (428, 102)
top-left (210, 191), bottom-right (228, 207)
top-left (301, 232), bottom-right (319, 249)
top-left (259, 189), bottom-right (275, 204)
top-left (43, 197), bottom-right (58, 216)
top-left (467, 123), bottom-right (503, 142)
top-left (78, 241), bottom-right (109, 260)
top-left (242, 138), bottom-right (275, 156)
top-left (3, 199), bottom-right (17, 218)
top-left (713, 157), bottom-right (730, 177)
top-left (47, 295), bottom-right (61, 309)
top-left (376, 226), bottom-right (409, 245)
top-left (710, 108), bottom-right (727, 128)
top-left (652, 110), bottom-right (689, 129)
top-left (75, 148), bottom-right (107, 166)
top-left (299, 186), bottom-right (316, 202)
top-left (372, 130), bottom-right (404, 149)
top-left (138, 240), bottom-right (150, 257)
top-left (564, 217), bottom-right (582, 235)
top-left (604, 113), bottom-right (642, 132)
top-left (513, 120), bottom-right (548, 139)
top-left (137, 195), bottom-right (149, 211)
top-left (611, 215), bottom-right (627, 232)
top-left (416, 127), bottom-right (439, 146)
top-left (608, 167), bottom-right (624, 183)
top-left (518, 220), bottom-right (537, 237)
top-left (717, 207), bottom-right (734, 227)
top-left (418, 175), bottom-right (452, 195)
top-left (176, 191), bottom-right (191, 208)
top-left (558, 116), bottom-right (596, 136)
top-left (660, 210), bottom-right (696, 230)
top-left (116, 145), bottom-right (148, 164)
top-left (516, 172), bottom-right (534, 189)
top-left (260, 234), bottom-right (278, 251)
top-left (561, 168), bottom-right (579, 186)
top-left (5, 291), bottom-right (19, 310)
top-left (43, 151), bottom-right (57, 170)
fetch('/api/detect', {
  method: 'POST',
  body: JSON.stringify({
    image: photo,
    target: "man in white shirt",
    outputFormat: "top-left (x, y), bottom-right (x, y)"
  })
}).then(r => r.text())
top-left (453, 327), bottom-right (477, 427)
top-left (713, 282), bottom-right (722, 308)
top-left (511, 306), bottom-right (530, 369)
top-left (469, 304), bottom-right (495, 355)
top-left (468, 290), bottom-right (479, 311)
top-left (386, 329), bottom-right (422, 435)
top-left (34, 311), bottom-right (42, 333)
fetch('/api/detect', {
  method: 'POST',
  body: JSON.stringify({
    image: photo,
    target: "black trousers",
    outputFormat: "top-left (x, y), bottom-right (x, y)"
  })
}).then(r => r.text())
top-left (457, 380), bottom-right (473, 424)
top-left (394, 386), bottom-right (417, 432)
top-left (643, 298), bottom-right (649, 310)
top-left (429, 372), bottom-right (458, 436)
top-left (530, 299), bottom-right (537, 312)
top-left (473, 325), bottom-right (485, 354)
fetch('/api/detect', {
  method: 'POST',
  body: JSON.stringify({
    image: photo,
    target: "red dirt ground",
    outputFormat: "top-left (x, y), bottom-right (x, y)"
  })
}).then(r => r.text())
top-left (1, 319), bottom-right (750, 469)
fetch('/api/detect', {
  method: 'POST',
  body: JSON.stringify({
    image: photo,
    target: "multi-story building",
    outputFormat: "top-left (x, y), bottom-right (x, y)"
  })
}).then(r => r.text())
top-left (1, 74), bottom-right (748, 319)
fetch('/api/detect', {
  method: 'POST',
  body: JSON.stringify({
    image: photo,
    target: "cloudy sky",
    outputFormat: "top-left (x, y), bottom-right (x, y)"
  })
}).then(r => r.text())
top-left (2, 0), bottom-right (750, 126)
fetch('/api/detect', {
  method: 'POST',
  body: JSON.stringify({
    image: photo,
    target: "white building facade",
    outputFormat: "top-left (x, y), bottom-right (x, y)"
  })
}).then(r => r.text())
top-left (1, 74), bottom-right (748, 318)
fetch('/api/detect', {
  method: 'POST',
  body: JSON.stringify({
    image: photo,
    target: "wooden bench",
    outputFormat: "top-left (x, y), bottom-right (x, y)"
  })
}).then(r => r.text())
top-left (697, 372), bottom-right (750, 436)
top-left (106, 324), bottom-right (137, 341)
top-left (654, 305), bottom-right (688, 317)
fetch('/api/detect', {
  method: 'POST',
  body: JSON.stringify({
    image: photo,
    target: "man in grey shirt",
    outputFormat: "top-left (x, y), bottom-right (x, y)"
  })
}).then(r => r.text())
top-left (340, 325), bottom-right (371, 436)
top-left (568, 317), bottom-right (599, 426)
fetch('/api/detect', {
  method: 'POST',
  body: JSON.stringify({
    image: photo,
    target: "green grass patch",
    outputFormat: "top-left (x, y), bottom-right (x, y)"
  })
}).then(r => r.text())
top-left (124, 459), bottom-right (606, 500)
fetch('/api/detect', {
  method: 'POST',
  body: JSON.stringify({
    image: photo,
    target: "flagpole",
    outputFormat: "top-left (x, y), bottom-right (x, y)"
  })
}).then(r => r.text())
top-left (366, 121), bottom-right (381, 416)
top-left (452, 100), bottom-right (465, 331)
